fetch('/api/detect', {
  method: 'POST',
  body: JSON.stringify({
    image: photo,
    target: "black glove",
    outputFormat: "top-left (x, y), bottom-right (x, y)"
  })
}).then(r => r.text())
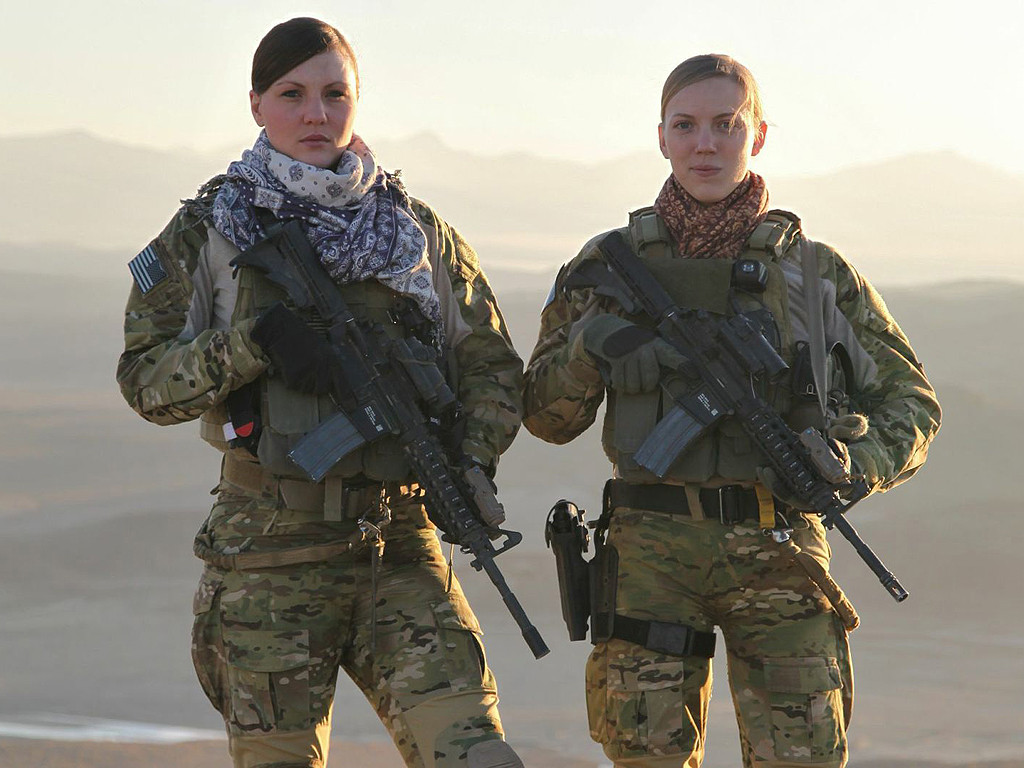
top-left (576, 314), bottom-right (690, 394)
top-left (250, 302), bottom-right (337, 395)
top-left (757, 438), bottom-right (854, 510)
top-left (459, 458), bottom-right (506, 528)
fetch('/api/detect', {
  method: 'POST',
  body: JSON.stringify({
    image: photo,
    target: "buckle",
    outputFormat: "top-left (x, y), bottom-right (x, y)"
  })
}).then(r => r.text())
top-left (717, 485), bottom-right (745, 525)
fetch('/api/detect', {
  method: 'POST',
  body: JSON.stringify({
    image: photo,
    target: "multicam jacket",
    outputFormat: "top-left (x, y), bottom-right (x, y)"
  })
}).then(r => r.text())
top-left (117, 178), bottom-right (522, 473)
top-left (523, 210), bottom-right (941, 494)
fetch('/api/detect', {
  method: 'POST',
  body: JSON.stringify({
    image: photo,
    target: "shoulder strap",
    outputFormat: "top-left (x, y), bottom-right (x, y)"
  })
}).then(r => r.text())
top-left (627, 207), bottom-right (673, 259)
top-left (629, 206), bottom-right (803, 262)
top-left (800, 237), bottom-right (828, 420)
top-left (746, 209), bottom-right (802, 259)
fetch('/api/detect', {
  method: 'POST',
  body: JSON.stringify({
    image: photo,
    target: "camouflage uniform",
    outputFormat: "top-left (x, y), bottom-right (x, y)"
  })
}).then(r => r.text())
top-left (523, 210), bottom-right (941, 767)
top-left (117, 179), bottom-right (525, 768)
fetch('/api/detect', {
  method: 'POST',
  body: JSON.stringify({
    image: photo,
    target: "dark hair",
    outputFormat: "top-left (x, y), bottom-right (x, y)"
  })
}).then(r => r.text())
top-left (251, 17), bottom-right (359, 95)
top-left (661, 54), bottom-right (762, 128)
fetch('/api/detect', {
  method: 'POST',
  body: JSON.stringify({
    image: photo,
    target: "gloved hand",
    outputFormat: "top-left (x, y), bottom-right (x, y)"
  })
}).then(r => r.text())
top-left (827, 413), bottom-right (869, 442)
top-left (758, 436), bottom-right (855, 510)
top-left (460, 458), bottom-right (506, 529)
top-left (756, 465), bottom-right (817, 510)
top-left (250, 302), bottom-right (338, 395)
top-left (575, 314), bottom-right (689, 394)
top-left (826, 414), bottom-right (869, 495)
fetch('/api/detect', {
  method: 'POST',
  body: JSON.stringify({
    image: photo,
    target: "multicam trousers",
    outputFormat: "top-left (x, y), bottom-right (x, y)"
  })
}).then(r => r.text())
top-left (585, 506), bottom-right (853, 768)
top-left (191, 483), bottom-right (508, 768)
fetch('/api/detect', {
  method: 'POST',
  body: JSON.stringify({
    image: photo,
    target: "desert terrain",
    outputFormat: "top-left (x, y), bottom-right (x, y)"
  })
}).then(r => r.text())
top-left (0, 133), bottom-right (1022, 766)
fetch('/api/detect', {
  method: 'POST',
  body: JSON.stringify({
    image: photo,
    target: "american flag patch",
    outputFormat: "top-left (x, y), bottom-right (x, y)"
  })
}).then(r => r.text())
top-left (128, 244), bottom-right (168, 294)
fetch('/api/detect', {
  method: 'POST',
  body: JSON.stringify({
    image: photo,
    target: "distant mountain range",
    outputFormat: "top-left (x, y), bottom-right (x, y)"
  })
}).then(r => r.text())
top-left (2, 130), bottom-right (1023, 286)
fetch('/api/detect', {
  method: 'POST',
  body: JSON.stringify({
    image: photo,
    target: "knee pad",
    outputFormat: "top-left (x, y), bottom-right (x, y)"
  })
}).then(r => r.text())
top-left (734, 655), bottom-right (847, 766)
top-left (401, 688), bottom-right (504, 768)
top-left (228, 722), bottom-right (330, 768)
top-left (466, 740), bottom-right (524, 768)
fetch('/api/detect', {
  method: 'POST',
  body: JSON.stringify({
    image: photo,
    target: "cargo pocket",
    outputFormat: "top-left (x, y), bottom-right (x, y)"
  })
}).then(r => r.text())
top-left (191, 568), bottom-right (226, 715)
top-left (432, 595), bottom-right (489, 693)
top-left (223, 627), bottom-right (311, 732)
top-left (605, 652), bottom-right (688, 755)
top-left (763, 656), bottom-right (844, 762)
top-left (192, 567), bottom-right (223, 616)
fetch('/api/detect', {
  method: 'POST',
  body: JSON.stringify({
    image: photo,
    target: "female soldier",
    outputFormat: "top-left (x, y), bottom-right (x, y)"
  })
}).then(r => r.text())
top-left (117, 18), bottom-right (525, 768)
top-left (523, 55), bottom-right (940, 767)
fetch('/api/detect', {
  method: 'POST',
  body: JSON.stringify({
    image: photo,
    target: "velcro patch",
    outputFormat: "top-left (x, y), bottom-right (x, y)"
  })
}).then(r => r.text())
top-left (128, 244), bottom-right (168, 294)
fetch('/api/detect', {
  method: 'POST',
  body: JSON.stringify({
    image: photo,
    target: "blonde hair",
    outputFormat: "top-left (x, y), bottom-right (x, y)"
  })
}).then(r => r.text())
top-left (660, 54), bottom-right (763, 129)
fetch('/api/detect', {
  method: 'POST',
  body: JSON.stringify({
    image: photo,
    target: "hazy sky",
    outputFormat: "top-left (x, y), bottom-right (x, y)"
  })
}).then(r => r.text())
top-left (4, 0), bottom-right (1022, 177)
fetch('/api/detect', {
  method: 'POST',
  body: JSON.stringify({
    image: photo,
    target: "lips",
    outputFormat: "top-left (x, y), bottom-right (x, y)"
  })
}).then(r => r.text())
top-left (692, 166), bottom-right (720, 177)
top-left (300, 134), bottom-right (331, 144)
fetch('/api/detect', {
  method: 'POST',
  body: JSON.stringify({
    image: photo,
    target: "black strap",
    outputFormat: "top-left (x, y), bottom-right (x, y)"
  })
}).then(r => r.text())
top-left (611, 614), bottom-right (716, 658)
top-left (606, 480), bottom-right (761, 525)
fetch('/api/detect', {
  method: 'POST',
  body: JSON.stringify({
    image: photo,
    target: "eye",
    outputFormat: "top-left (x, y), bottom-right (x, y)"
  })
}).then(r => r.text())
top-left (281, 89), bottom-right (301, 99)
top-left (673, 120), bottom-right (692, 131)
top-left (325, 88), bottom-right (348, 100)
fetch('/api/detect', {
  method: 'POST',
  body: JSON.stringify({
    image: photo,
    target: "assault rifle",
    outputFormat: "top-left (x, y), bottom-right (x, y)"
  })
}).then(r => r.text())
top-left (232, 221), bottom-right (549, 658)
top-left (564, 231), bottom-right (908, 603)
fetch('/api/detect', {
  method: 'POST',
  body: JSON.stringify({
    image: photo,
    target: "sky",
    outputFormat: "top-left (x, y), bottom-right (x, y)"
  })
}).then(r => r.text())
top-left (3, 0), bottom-right (1023, 177)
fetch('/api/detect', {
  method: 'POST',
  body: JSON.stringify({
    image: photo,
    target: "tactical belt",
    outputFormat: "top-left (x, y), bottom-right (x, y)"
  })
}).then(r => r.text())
top-left (607, 479), bottom-right (762, 525)
top-left (221, 454), bottom-right (385, 521)
top-left (194, 536), bottom-right (363, 571)
top-left (611, 614), bottom-right (717, 658)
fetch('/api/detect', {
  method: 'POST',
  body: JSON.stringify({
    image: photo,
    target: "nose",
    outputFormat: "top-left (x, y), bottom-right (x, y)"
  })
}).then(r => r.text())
top-left (302, 97), bottom-right (328, 125)
top-left (695, 125), bottom-right (716, 153)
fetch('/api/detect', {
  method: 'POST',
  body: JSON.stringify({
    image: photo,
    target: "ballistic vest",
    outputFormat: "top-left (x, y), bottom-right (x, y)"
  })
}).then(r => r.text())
top-left (603, 207), bottom-right (811, 484)
top-left (198, 241), bottom-right (421, 482)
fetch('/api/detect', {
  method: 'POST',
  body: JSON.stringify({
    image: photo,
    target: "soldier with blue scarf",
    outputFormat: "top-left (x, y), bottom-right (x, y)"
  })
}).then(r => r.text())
top-left (117, 17), bottom-right (525, 768)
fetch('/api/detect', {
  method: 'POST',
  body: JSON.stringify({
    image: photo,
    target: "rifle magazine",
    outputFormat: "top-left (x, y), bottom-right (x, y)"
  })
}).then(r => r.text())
top-left (634, 404), bottom-right (705, 477)
top-left (288, 411), bottom-right (370, 482)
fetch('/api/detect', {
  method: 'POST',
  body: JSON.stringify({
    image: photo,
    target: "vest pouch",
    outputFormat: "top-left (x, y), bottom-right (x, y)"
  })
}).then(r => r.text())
top-left (359, 439), bottom-right (411, 481)
top-left (255, 378), bottom-right (412, 480)
top-left (610, 390), bottom-right (661, 453)
top-left (604, 389), bottom-right (701, 482)
top-left (643, 258), bottom-right (732, 316)
top-left (257, 377), bottom-right (323, 475)
top-left (714, 417), bottom-right (759, 482)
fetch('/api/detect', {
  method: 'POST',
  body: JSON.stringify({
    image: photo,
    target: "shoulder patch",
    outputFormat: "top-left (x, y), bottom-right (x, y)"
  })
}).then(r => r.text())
top-left (128, 244), bottom-right (168, 294)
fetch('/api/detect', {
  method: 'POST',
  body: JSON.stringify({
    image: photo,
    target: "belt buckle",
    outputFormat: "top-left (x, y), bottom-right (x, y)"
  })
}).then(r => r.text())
top-left (718, 485), bottom-right (744, 525)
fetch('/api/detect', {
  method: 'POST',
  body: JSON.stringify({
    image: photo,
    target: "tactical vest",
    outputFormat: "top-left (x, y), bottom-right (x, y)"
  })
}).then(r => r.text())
top-left (199, 251), bottom-right (419, 483)
top-left (603, 207), bottom-right (809, 485)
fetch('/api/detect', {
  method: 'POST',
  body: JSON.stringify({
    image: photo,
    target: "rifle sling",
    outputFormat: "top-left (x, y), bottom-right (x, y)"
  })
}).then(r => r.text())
top-left (800, 237), bottom-right (829, 420)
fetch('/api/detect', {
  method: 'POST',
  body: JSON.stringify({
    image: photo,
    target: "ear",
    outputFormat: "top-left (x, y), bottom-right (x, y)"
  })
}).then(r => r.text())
top-left (750, 121), bottom-right (767, 157)
top-left (249, 90), bottom-right (265, 127)
top-left (658, 123), bottom-right (669, 159)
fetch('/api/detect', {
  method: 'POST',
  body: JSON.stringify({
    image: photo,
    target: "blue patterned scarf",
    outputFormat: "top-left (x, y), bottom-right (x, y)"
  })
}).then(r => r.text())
top-left (212, 131), bottom-right (442, 342)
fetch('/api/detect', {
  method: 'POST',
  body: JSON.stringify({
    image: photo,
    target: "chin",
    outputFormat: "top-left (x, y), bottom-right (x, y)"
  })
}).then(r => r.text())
top-left (689, 180), bottom-right (738, 205)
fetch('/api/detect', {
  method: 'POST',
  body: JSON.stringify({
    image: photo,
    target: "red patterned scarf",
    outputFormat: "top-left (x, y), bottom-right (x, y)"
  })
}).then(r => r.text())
top-left (653, 172), bottom-right (769, 259)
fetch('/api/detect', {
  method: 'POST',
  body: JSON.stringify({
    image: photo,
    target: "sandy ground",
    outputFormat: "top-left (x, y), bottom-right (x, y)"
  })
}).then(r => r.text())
top-left (1, 739), bottom-right (1022, 768)
top-left (2, 281), bottom-right (1023, 768)
top-left (0, 739), bottom-right (601, 768)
